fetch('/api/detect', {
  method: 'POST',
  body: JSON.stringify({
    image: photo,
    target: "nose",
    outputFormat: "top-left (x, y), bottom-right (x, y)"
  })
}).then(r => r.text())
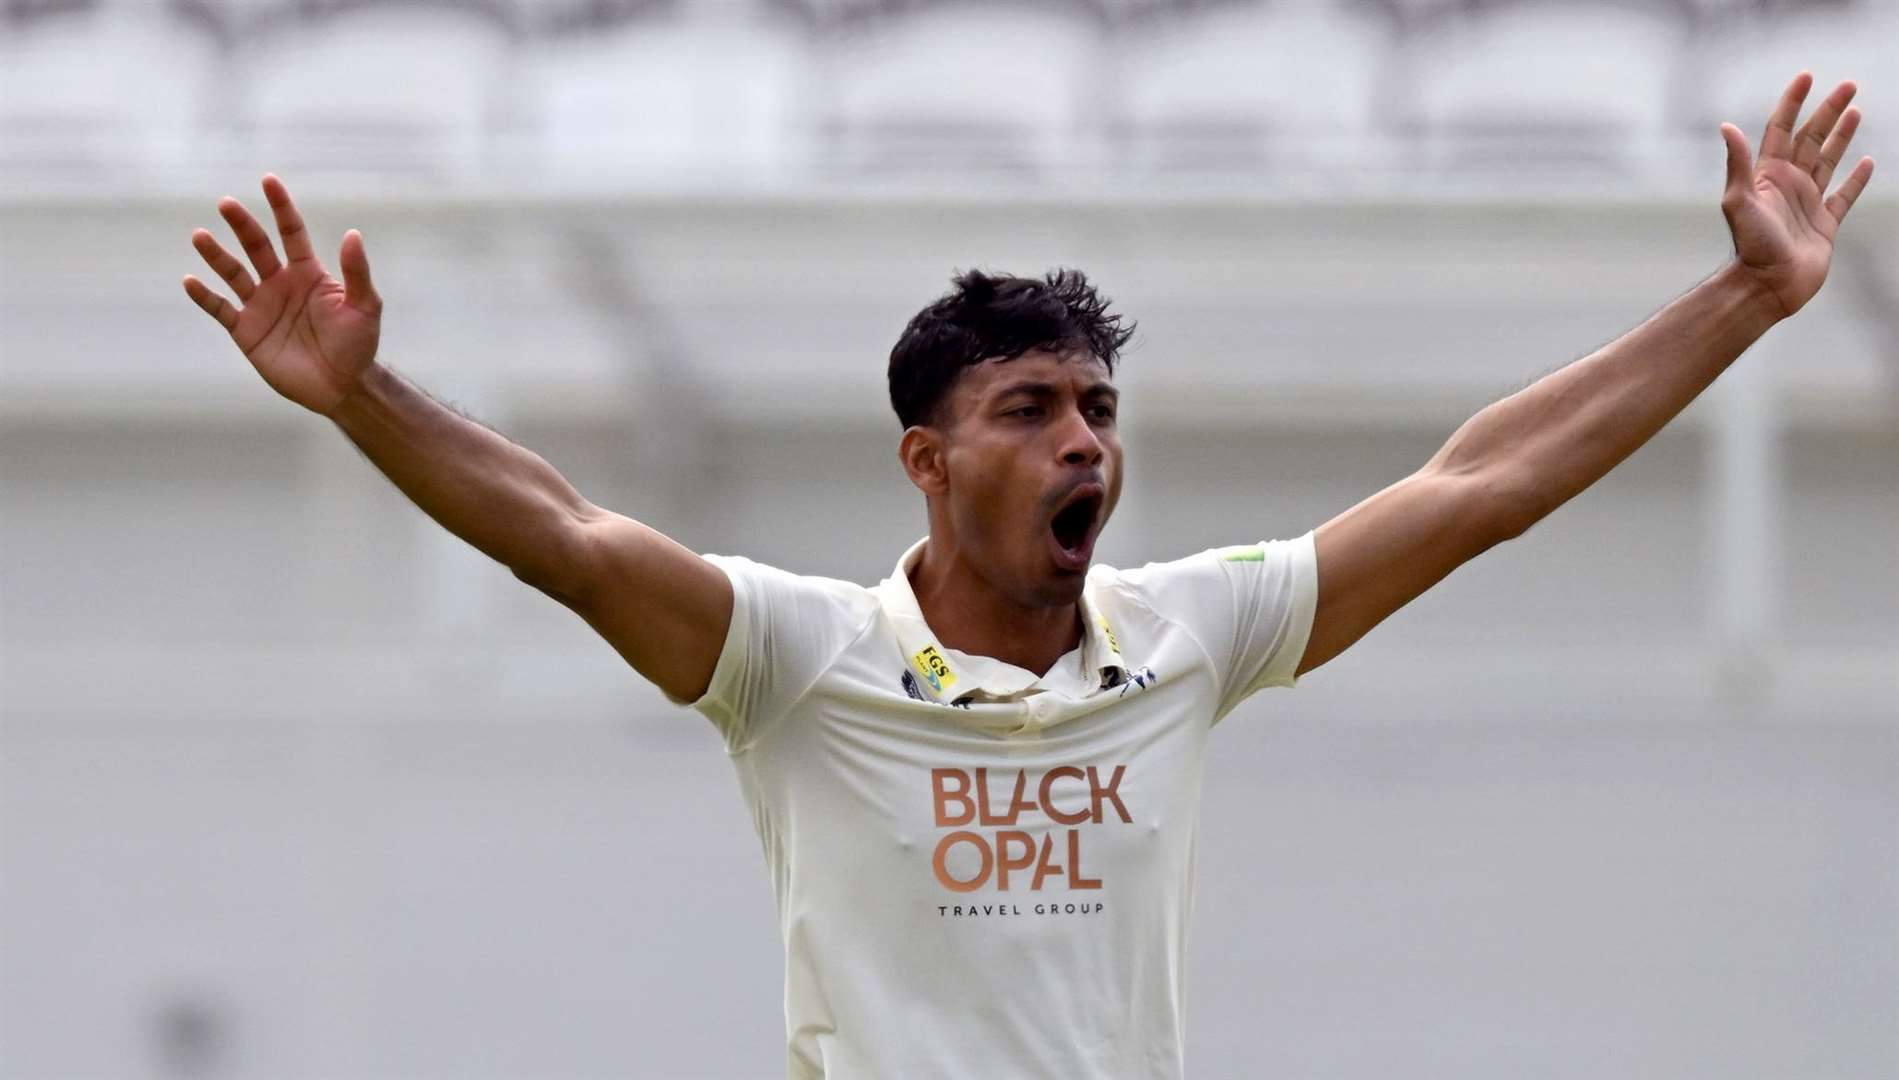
top-left (1056, 405), bottom-right (1105, 467)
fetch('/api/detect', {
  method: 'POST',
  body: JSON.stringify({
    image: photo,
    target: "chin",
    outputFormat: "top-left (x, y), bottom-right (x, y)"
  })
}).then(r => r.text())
top-left (1026, 569), bottom-right (1088, 609)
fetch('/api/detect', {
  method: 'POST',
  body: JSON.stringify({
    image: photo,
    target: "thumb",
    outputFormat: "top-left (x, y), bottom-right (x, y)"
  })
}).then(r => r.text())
top-left (339, 229), bottom-right (381, 314)
top-left (1720, 123), bottom-right (1754, 204)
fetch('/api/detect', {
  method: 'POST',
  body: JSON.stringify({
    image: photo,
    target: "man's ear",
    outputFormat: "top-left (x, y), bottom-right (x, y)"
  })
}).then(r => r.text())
top-left (898, 425), bottom-right (950, 497)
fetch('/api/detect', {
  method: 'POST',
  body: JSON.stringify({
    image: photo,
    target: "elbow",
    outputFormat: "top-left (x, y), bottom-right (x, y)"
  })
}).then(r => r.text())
top-left (1458, 464), bottom-right (1550, 548)
top-left (512, 508), bottom-right (602, 610)
top-left (512, 560), bottom-right (575, 606)
top-left (512, 559), bottom-right (583, 610)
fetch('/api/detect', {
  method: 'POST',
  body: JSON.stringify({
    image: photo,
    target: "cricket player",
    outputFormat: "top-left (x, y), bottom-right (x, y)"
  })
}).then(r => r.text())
top-left (181, 71), bottom-right (1873, 1078)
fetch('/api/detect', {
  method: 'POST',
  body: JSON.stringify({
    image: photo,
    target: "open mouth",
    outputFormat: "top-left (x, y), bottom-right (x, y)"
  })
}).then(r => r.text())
top-left (1048, 485), bottom-right (1104, 567)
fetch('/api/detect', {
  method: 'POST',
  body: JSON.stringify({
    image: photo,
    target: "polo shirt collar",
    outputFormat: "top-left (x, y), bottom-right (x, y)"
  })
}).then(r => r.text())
top-left (875, 536), bottom-right (1130, 704)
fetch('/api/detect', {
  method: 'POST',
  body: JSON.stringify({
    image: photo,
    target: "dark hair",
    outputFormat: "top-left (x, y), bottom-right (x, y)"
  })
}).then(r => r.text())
top-left (887, 267), bottom-right (1136, 429)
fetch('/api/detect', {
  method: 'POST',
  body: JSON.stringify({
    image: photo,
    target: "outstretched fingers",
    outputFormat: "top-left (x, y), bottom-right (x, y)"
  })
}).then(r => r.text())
top-left (1824, 155), bottom-right (1875, 224)
top-left (1813, 106), bottom-right (1862, 191)
top-left (191, 228), bottom-right (257, 301)
top-left (218, 195), bottom-right (282, 280)
top-left (1792, 79), bottom-right (1856, 174)
top-left (1759, 70), bottom-right (1813, 162)
top-left (182, 274), bottom-right (239, 332)
top-left (261, 174), bottom-right (316, 263)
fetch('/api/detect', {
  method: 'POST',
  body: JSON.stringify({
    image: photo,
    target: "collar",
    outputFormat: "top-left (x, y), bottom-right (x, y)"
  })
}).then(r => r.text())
top-left (874, 536), bottom-right (1130, 704)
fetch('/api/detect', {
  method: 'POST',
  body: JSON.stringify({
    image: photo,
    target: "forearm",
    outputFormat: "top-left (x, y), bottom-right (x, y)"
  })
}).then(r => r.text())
top-left (1429, 259), bottom-right (1786, 535)
top-left (328, 362), bottom-right (594, 592)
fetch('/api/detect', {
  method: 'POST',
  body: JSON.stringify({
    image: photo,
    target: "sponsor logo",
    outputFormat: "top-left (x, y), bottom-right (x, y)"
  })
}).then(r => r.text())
top-left (1117, 666), bottom-right (1158, 697)
top-left (938, 901), bottom-right (1105, 919)
top-left (1219, 544), bottom-right (1266, 562)
top-left (912, 645), bottom-right (957, 693)
top-left (928, 764), bottom-right (1132, 893)
top-left (901, 669), bottom-right (971, 708)
top-left (900, 670), bottom-right (928, 701)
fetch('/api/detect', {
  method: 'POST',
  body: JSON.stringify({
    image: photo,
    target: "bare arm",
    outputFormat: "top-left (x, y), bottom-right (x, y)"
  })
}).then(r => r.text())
top-left (327, 362), bottom-right (599, 595)
top-left (1296, 71), bottom-right (1875, 678)
top-left (182, 174), bottom-right (731, 702)
top-left (1428, 260), bottom-right (1782, 534)
top-left (326, 364), bottom-right (733, 701)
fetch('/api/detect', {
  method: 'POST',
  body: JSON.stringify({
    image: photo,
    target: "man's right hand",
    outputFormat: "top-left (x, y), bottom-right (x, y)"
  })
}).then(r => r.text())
top-left (182, 174), bottom-right (382, 417)
top-left (180, 173), bottom-right (734, 706)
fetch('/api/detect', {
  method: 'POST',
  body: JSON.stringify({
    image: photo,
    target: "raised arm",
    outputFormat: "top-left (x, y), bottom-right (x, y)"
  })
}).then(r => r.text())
top-left (1295, 71), bottom-right (1875, 678)
top-left (181, 175), bottom-right (731, 702)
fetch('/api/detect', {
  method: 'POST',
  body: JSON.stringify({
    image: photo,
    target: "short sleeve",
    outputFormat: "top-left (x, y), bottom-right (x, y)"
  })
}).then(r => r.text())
top-left (669, 554), bottom-right (870, 755)
top-left (1119, 530), bottom-right (1319, 725)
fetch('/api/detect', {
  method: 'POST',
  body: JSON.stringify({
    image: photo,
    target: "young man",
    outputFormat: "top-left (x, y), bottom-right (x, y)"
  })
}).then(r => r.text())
top-left (181, 73), bottom-right (1871, 1078)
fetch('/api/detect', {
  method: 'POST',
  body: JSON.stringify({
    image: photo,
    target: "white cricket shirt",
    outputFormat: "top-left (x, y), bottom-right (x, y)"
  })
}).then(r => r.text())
top-left (680, 530), bottom-right (1319, 1079)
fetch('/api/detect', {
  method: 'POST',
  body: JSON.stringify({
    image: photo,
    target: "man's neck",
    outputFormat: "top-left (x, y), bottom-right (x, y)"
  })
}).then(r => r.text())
top-left (907, 540), bottom-right (1082, 679)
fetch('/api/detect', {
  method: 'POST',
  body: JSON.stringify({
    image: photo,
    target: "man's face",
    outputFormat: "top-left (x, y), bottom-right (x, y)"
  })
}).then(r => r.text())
top-left (931, 347), bottom-right (1123, 608)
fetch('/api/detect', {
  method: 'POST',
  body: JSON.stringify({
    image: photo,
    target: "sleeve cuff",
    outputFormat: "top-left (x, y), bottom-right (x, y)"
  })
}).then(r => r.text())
top-left (1261, 528), bottom-right (1320, 690)
top-left (662, 554), bottom-right (748, 712)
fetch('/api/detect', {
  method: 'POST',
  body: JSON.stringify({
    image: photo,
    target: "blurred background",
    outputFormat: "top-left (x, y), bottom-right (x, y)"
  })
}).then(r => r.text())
top-left (1, 0), bottom-right (1895, 1076)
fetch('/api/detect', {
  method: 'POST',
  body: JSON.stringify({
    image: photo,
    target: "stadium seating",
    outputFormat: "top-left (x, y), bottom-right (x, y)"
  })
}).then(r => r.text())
top-left (1, 0), bottom-right (1889, 187)
top-left (1400, 0), bottom-right (1691, 185)
top-left (235, 1), bottom-right (514, 178)
top-left (522, 0), bottom-right (816, 184)
top-left (0, 1), bottom-right (222, 175)
top-left (814, 1), bottom-right (1104, 177)
top-left (1112, 0), bottom-right (1398, 184)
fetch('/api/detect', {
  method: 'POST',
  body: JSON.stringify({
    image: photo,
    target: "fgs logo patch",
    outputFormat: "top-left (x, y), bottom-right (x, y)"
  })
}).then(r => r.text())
top-left (912, 645), bottom-right (957, 693)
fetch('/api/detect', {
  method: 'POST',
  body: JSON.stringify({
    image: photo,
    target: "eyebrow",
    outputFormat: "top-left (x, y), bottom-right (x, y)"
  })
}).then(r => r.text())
top-left (991, 380), bottom-right (1120, 404)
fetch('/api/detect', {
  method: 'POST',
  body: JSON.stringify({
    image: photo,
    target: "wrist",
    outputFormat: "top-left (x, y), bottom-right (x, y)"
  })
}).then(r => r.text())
top-left (324, 361), bottom-right (396, 427)
top-left (1716, 259), bottom-right (1796, 328)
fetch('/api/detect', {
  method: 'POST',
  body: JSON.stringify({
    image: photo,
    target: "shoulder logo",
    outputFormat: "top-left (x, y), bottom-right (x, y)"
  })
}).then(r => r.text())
top-left (912, 645), bottom-right (957, 693)
top-left (1219, 545), bottom-right (1265, 562)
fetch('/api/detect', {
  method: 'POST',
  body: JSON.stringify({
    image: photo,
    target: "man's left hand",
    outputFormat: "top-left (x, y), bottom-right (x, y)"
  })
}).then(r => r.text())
top-left (1721, 70), bottom-right (1875, 320)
